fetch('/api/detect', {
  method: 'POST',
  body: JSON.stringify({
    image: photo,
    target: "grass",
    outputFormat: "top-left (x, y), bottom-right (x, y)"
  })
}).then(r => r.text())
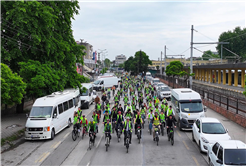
top-left (1, 128), bottom-right (25, 146)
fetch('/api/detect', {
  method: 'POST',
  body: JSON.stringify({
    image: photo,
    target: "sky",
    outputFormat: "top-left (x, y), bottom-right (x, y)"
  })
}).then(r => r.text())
top-left (72, 0), bottom-right (246, 61)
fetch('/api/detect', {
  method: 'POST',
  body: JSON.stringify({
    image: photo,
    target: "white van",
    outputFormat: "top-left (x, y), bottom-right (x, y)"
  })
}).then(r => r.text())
top-left (80, 83), bottom-right (94, 109)
top-left (171, 88), bottom-right (207, 131)
top-left (93, 77), bottom-right (120, 91)
top-left (151, 78), bottom-right (160, 85)
top-left (146, 72), bottom-right (151, 77)
top-left (25, 88), bottom-right (80, 140)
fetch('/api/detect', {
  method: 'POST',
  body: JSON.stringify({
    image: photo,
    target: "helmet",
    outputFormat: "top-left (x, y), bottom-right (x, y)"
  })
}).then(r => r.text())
top-left (155, 111), bottom-right (158, 114)
top-left (118, 111), bottom-right (121, 114)
top-left (128, 102), bottom-right (130, 104)
top-left (90, 118), bottom-right (94, 121)
top-left (126, 117), bottom-right (130, 120)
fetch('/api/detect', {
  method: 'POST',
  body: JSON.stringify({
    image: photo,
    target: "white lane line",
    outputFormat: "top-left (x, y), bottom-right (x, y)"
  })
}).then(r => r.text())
top-left (86, 161), bottom-right (90, 166)
top-left (96, 135), bottom-right (103, 148)
top-left (63, 132), bottom-right (70, 139)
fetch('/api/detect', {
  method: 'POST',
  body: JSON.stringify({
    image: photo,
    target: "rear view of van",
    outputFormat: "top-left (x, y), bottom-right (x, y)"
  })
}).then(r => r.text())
top-left (171, 88), bottom-right (207, 131)
top-left (80, 83), bottom-right (93, 109)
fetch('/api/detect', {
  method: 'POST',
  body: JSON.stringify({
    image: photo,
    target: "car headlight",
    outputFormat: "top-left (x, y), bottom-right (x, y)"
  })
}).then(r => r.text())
top-left (200, 114), bottom-right (205, 117)
top-left (201, 137), bottom-right (209, 143)
top-left (181, 114), bottom-right (188, 119)
top-left (44, 126), bottom-right (50, 132)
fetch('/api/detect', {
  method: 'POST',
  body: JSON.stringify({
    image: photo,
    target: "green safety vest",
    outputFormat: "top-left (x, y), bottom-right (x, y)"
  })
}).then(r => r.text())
top-left (117, 115), bottom-right (123, 121)
top-left (104, 123), bottom-right (112, 132)
top-left (80, 117), bottom-right (87, 125)
top-left (92, 114), bottom-right (98, 123)
top-left (73, 116), bottom-right (79, 124)
top-left (153, 116), bottom-right (160, 126)
top-left (160, 114), bottom-right (165, 120)
top-left (104, 115), bottom-right (110, 122)
top-left (123, 121), bottom-right (132, 130)
top-left (161, 104), bottom-right (165, 110)
top-left (126, 112), bottom-right (132, 118)
top-left (97, 104), bottom-right (101, 110)
top-left (115, 96), bottom-right (118, 101)
top-left (168, 108), bottom-right (173, 116)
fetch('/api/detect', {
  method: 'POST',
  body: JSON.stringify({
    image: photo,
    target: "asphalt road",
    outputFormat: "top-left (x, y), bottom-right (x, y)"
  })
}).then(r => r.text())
top-left (3, 83), bottom-right (245, 166)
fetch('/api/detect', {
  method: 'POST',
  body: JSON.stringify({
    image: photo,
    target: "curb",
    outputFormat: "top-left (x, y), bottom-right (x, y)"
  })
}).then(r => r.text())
top-left (1, 136), bottom-right (25, 153)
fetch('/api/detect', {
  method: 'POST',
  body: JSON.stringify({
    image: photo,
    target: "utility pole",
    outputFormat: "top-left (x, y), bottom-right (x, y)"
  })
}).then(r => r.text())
top-left (221, 44), bottom-right (223, 64)
top-left (190, 25), bottom-right (194, 89)
top-left (164, 45), bottom-right (166, 75)
top-left (160, 51), bottom-right (162, 74)
top-left (138, 50), bottom-right (142, 75)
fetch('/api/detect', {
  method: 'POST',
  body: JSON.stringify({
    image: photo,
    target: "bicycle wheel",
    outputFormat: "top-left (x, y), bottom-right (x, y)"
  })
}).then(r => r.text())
top-left (72, 130), bottom-right (77, 141)
top-left (82, 132), bottom-right (84, 139)
top-left (89, 140), bottom-right (92, 150)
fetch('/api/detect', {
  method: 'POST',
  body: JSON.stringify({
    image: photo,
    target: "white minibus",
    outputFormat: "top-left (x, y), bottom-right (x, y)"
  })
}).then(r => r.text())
top-left (171, 88), bottom-right (207, 131)
top-left (80, 83), bottom-right (94, 109)
top-left (25, 88), bottom-right (80, 140)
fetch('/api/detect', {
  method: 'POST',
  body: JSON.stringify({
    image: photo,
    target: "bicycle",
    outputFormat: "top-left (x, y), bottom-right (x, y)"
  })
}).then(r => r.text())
top-left (81, 125), bottom-right (87, 139)
top-left (136, 124), bottom-right (141, 144)
top-left (117, 124), bottom-right (122, 142)
top-left (141, 114), bottom-right (146, 129)
top-left (167, 126), bottom-right (175, 146)
top-left (160, 120), bottom-right (165, 136)
top-left (88, 131), bottom-right (95, 150)
top-left (105, 132), bottom-right (110, 152)
top-left (125, 130), bottom-right (131, 153)
top-left (154, 125), bottom-right (160, 146)
top-left (72, 124), bottom-right (80, 141)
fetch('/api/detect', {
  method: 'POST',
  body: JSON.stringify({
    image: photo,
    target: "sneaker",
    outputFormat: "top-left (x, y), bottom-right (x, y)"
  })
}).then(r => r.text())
top-left (129, 141), bottom-right (131, 144)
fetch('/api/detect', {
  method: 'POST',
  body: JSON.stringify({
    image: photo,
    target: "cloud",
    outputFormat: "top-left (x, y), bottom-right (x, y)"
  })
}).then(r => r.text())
top-left (72, 1), bottom-right (245, 60)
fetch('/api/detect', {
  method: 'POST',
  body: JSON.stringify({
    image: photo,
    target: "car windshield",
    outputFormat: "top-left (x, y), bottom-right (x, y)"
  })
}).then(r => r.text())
top-left (29, 106), bottom-right (53, 118)
top-left (180, 101), bottom-right (203, 113)
top-left (160, 87), bottom-right (170, 91)
top-left (224, 149), bottom-right (246, 165)
top-left (153, 80), bottom-right (160, 83)
top-left (158, 84), bottom-right (164, 87)
top-left (202, 123), bottom-right (226, 134)
top-left (81, 89), bottom-right (88, 96)
top-left (94, 80), bottom-right (100, 85)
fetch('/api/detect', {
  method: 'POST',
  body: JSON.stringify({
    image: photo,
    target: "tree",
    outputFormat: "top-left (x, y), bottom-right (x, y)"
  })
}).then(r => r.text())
top-left (165, 61), bottom-right (194, 88)
top-left (202, 50), bottom-right (219, 60)
top-left (156, 66), bottom-right (159, 70)
top-left (123, 51), bottom-right (152, 75)
top-left (104, 58), bottom-right (111, 68)
top-left (216, 26), bottom-right (246, 61)
top-left (1, 1), bottom-right (87, 113)
top-left (118, 63), bottom-right (124, 68)
top-left (1, 63), bottom-right (26, 106)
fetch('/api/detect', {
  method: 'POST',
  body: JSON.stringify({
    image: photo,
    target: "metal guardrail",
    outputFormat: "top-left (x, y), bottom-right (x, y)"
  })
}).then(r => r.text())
top-left (156, 74), bottom-right (246, 117)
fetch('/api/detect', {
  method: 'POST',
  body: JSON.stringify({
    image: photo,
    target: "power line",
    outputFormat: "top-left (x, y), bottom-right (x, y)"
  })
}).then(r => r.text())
top-left (221, 32), bottom-right (246, 42)
top-left (179, 47), bottom-right (190, 55)
top-left (194, 29), bottom-right (216, 41)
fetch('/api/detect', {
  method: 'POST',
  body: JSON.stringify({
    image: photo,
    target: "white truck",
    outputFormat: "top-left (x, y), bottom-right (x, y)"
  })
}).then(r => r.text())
top-left (93, 76), bottom-right (120, 91)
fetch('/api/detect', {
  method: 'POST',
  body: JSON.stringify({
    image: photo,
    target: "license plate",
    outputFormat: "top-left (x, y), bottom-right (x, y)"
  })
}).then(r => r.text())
top-left (190, 125), bottom-right (193, 127)
top-left (31, 135), bottom-right (39, 138)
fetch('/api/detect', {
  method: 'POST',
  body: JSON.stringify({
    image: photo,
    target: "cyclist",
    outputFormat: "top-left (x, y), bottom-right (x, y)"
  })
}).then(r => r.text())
top-left (132, 101), bottom-right (137, 117)
top-left (160, 101), bottom-right (165, 112)
top-left (125, 103), bottom-right (132, 113)
top-left (114, 94), bottom-right (119, 105)
top-left (123, 117), bottom-right (132, 145)
top-left (118, 104), bottom-right (124, 113)
top-left (134, 111), bottom-right (143, 136)
top-left (88, 118), bottom-right (97, 138)
top-left (152, 111), bottom-right (161, 141)
top-left (107, 88), bottom-right (111, 99)
top-left (138, 95), bottom-right (143, 109)
top-left (125, 109), bottom-right (133, 121)
top-left (92, 111), bottom-right (99, 133)
top-left (77, 108), bottom-right (82, 118)
top-left (111, 107), bottom-right (118, 129)
top-left (167, 105), bottom-right (174, 118)
top-left (116, 111), bottom-right (124, 135)
top-left (103, 119), bottom-right (112, 141)
top-left (155, 105), bottom-right (160, 115)
top-left (112, 85), bottom-right (116, 96)
top-left (103, 111), bottom-right (111, 126)
top-left (80, 114), bottom-right (88, 133)
top-left (163, 97), bottom-right (168, 104)
top-left (166, 114), bottom-right (176, 138)
top-left (160, 111), bottom-right (166, 128)
top-left (73, 112), bottom-right (81, 132)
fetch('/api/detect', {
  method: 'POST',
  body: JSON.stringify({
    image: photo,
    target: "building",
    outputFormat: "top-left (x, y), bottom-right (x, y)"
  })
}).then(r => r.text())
top-left (76, 41), bottom-right (93, 59)
top-left (115, 54), bottom-right (126, 66)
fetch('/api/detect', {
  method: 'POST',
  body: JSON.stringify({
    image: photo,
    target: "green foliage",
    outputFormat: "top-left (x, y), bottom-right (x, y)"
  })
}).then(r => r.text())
top-left (118, 63), bottom-right (124, 68)
top-left (1, 1), bottom-right (88, 102)
top-left (217, 26), bottom-right (246, 61)
top-left (100, 68), bottom-right (108, 74)
top-left (1, 63), bottom-right (26, 105)
top-left (165, 61), bottom-right (184, 77)
top-left (123, 51), bottom-right (152, 75)
top-left (104, 58), bottom-right (111, 68)
top-left (202, 50), bottom-right (219, 60)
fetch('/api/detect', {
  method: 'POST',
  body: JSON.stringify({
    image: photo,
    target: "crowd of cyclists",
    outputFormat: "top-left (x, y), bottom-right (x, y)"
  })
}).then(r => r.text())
top-left (73, 74), bottom-right (177, 150)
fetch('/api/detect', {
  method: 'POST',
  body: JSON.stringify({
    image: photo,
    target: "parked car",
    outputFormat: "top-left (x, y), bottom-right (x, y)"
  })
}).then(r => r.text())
top-left (208, 140), bottom-right (246, 166)
top-left (192, 117), bottom-right (231, 153)
top-left (151, 78), bottom-right (160, 85)
top-left (157, 86), bottom-right (171, 100)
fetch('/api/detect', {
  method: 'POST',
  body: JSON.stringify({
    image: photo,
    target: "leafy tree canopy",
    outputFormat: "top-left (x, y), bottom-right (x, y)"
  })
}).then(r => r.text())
top-left (216, 26), bottom-right (246, 61)
top-left (1, 63), bottom-right (26, 105)
top-left (202, 50), bottom-right (219, 60)
top-left (104, 58), bottom-right (111, 68)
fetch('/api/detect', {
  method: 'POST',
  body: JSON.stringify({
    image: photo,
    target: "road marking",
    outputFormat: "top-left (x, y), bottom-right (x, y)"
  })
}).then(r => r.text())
top-left (96, 135), bottom-right (103, 148)
top-left (52, 141), bottom-right (61, 149)
top-left (35, 152), bottom-right (46, 163)
top-left (50, 142), bottom-right (57, 148)
top-left (176, 130), bottom-right (181, 137)
top-left (64, 132), bottom-right (70, 139)
top-left (87, 161), bottom-right (90, 166)
top-left (183, 141), bottom-right (190, 150)
top-left (192, 156), bottom-right (200, 166)
top-left (38, 152), bottom-right (50, 163)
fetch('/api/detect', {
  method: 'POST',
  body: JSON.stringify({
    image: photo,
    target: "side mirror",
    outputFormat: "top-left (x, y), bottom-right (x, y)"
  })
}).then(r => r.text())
top-left (204, 106), bottom-right (207, 112)
top-left (226, 129), bottom-right (228, 132)
top-left (26, 114), bottom-right (29, 118)
top-left (216, 159), bottom-right (223, 164)
top-left (198, 128), bottom-right (200, 133)
top-left (53, 113), bottom-right (57, 118)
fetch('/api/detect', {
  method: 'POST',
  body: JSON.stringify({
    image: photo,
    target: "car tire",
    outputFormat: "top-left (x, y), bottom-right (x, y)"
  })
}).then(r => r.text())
top-left (51, 129), bottom-right (55, 140)
top-left (86, 102), bottom-right (89, 109)
top-left (178, 120), bottom-right (182, 131)
top-left (67, 118), bottom-right (72, 128)
top-left (208, 158), bottom-right (213, 166)
top-left (192, 132), bottom-right (195, 142)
